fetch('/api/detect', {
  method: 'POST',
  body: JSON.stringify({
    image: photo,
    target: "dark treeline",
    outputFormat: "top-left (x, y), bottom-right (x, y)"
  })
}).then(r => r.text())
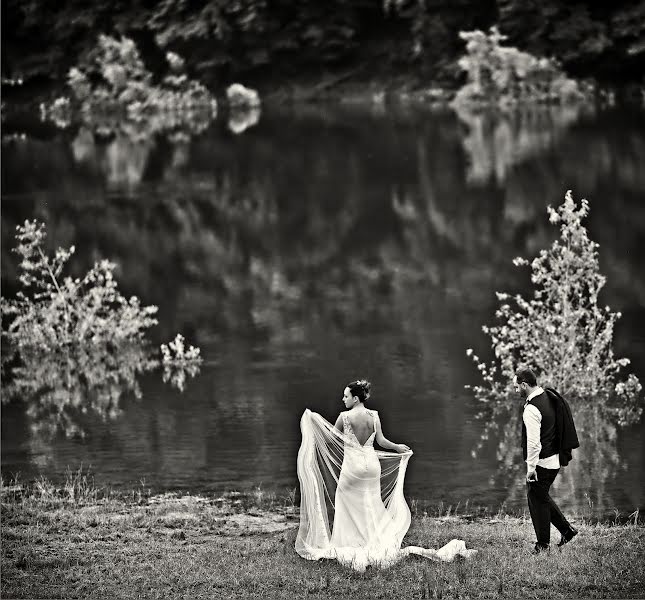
top-left (2, 0), bottom-right (644, 94)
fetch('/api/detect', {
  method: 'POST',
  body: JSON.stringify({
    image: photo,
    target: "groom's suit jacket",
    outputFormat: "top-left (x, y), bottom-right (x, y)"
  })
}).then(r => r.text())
top-left (521, 391), bottom-right (557, 462)
top-left (520, 388), bottom-right (580, 467)
top-left (544, 387), bottom-right (580, 466)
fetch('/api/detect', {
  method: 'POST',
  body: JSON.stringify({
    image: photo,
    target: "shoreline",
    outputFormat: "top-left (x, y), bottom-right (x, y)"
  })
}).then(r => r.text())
top-left (0, 77), bottom-right (458, 123)
top-left (2, 476), bottom-right (642, 529)
top-left (3, 71), bottom-right (643, 115)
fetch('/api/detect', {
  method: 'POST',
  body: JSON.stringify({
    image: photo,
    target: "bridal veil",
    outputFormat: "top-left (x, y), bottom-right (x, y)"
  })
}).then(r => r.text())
top-left (295, 409), bottom-right (477, 571)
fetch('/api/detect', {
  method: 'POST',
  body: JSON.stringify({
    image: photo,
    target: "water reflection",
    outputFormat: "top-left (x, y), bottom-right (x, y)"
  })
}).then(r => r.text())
top-left (454, 104), bottom-right (592, 185)
top-left (228, 107), bottom-right (262, 135)
top-left (1, 341), bottom-right (204, 441)
top-left (2, 344), bottom-right (157, 440)
top-left (5, 104), bottom-right (645, 345)
top-left (67, 105), bottom-right (220, 188)
top-left (2, 103), bottom-right (644, 512)
top-left (474, 397), bottom-right (643, 515)
top-left (162, 361), bottom-right (201, 393)
top-left (44, 97), bottom-right (265, 189)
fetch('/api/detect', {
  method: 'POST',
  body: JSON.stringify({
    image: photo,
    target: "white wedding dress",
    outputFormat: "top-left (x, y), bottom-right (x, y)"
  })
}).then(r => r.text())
top-left (295, 409), bottom-right (477, 571)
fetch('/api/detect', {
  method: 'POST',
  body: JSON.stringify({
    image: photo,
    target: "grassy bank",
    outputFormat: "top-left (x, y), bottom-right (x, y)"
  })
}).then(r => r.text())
top-left (2, 477), bottom-right (644, 599)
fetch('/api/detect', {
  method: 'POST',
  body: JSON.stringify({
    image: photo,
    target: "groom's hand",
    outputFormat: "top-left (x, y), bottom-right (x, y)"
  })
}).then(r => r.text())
top-left (526, 469), bottom-right (538, 483)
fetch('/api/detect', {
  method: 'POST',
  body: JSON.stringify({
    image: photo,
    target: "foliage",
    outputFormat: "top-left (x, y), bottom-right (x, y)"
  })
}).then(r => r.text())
top-left (1, 221), bottom-right (204, 438)
top-left (39, 34), bottom-right (218, 144)
top-left (66, 34), bottom-right (216, 113)
top-left (1, 220), bottom-right (159, 350)
top-left (3, 1), bottom-right (645, 89)
top-left (161, 333), bottom-right (202, 364)
top-left (497, 0), bottom-right (645, 81)
top-left (384, 0), bottom-right (494, 68)
top-left (40, 97), bottom-right (73, 129)
top-left (145, 0), bottom-right (372, 80)
top-left (467, 191), bottom-right (643, 508)
top-left (161, 333), bottom-right (203, 392)
top-left (1, 0), bottom-right (159, 90)
top-left (452, 27), bottom-right (589, 107)
top-left (467, 191), bottom-right (643, 422)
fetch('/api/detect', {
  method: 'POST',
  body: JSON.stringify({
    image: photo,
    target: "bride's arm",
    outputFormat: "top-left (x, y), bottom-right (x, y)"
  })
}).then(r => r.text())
top-left (334, 414), bottom-right (343, 432)
top-left (374, 414), bottom-right (411, 453)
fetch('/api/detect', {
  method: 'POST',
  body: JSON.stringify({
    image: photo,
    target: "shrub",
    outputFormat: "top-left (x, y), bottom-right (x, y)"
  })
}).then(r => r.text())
top-left (453, 27), bottom-right (590, 107)
top-left (161, 333), bottom-right (203, 392)
top-left (68, 34), bottom-right (216, 114)
top-left (40, 35), bottom-right (218, 139)
top-left (467, 190), bottom-right (643, 424)
top-left (1, 220), bottom-right (159, 350)
top-left (1, 221), bottom-right (204, 438)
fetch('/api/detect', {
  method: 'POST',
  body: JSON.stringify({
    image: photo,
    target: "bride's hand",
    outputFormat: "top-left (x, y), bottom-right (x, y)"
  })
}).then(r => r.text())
top-left (396, 443), bottom-right (411, 453)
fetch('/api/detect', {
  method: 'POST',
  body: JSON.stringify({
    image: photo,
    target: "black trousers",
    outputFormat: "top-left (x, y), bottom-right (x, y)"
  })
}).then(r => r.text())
top-left (526, 465), bottom-right (571, 546)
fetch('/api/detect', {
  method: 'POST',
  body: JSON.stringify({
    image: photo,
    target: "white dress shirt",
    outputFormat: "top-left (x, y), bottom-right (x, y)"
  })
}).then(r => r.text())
top-left (523, 387), bottom-right (560, 472)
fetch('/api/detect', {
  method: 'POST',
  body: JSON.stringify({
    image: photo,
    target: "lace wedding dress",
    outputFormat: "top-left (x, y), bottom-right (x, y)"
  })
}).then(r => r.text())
top-left (295, 409), bottom-right (477, 571)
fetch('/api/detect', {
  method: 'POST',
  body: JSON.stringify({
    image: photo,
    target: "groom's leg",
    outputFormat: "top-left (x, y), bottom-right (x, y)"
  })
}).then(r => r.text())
top-left (527, 467), bottom-right (559, 546)
top-left (542, 468), bottom-right (571, 535)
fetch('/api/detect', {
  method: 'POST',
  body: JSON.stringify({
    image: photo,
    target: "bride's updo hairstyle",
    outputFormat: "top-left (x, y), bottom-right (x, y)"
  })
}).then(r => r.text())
top-left (348, 379), bottom-right (371, 402)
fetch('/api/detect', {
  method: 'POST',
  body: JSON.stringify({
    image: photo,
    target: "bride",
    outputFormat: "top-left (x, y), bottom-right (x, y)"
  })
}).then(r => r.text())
top-left (296, 379), bottom-right (476, 571)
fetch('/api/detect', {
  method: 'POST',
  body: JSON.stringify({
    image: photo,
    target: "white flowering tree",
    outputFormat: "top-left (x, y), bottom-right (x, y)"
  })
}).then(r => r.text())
top-left (67, 35), bottom-right (216, 113)
top-left (468, 190), bottom-right (642, 417)
top-left (41, 35), bottom-right (218, 140)
top-left (1, 220), bottom-right (159, 349)
top-left (1, 221), bottom-right (203, 439)
top-left (467, 192), bottom-right (643, 509)
top-left (452, 27), bottom-right (588, 107)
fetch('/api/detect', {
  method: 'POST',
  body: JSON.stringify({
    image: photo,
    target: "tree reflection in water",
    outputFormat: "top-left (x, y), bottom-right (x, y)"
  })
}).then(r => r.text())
top-left (472, 394), bottom-right (642, 515)
top-left (68, 105), bottom-right (221, 188)
top-left (66, 104), bottom-right (263, 189)
top-left (228, 107), bottom-right (262, 135)
top-left (3, 103), bottom-right (644, 505)
top-left (454, 103), bottom-right (593, 185)
top-left (3, 344), bottom-right (156, 440)
top-left (2, 343), bottom-right (203, 441)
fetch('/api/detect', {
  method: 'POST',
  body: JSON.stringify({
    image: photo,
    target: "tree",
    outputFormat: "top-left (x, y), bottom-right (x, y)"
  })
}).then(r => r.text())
top-left (467, 190), bottom-right (642, 421)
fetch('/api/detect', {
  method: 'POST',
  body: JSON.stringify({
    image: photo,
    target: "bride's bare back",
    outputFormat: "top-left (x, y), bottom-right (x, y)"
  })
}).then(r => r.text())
top-left (334, 381), bottom-right (410, 453)
top-left (342, 409), bottom-right (376, 445)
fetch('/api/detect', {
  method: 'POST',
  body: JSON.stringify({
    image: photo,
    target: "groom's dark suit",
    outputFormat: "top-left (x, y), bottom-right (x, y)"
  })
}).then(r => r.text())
top-left (522, 390), bottom-right (574, 548)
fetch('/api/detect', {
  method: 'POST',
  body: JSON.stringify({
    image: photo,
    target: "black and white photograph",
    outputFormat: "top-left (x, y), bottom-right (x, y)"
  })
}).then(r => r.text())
top-left (1, 1), bottom-right (644, 598)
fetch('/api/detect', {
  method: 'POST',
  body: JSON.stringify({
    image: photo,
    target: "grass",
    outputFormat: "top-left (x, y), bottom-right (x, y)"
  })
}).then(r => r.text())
top-left (1, 472), bottom-right (644, 599)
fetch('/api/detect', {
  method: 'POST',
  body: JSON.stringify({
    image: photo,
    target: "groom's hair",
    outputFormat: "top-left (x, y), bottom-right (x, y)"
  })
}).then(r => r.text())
top-left (515, 367), bottom-right (537, 387)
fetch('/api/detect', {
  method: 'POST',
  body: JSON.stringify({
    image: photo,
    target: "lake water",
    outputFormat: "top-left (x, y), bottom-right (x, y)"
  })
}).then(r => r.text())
top-left (2, 101), bottom-right (644, 517)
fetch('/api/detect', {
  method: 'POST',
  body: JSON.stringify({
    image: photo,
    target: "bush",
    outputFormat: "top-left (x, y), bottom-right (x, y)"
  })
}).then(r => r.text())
top-left (467, 190), bottom-right (643, 424)
top-left (161, 334), bottom-right (202, 392)
top-left (40, 35), bottom-right (218, 139)
top-left (1, 221), bottom-right (204, 438)
top-left (1, 220), bottom-right (159, 350)
top-left (68, 34), bottom-right (216, 113)
top-left (453, 27), bottom-right (591, 107)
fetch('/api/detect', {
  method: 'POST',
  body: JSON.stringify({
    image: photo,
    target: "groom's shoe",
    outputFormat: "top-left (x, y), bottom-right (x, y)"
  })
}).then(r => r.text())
top-left (531, 543), bottom-right (550, 555)
top-left (557, 526), bottom-right (578, 547)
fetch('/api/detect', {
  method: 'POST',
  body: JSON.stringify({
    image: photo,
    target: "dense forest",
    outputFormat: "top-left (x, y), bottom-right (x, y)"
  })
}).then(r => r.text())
top-left (2, 0), bottom-right (645, 96)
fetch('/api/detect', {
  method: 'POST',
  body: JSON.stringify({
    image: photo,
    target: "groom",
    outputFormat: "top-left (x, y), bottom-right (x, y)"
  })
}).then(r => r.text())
top-left (514, 367), bottom-right (578, 554)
